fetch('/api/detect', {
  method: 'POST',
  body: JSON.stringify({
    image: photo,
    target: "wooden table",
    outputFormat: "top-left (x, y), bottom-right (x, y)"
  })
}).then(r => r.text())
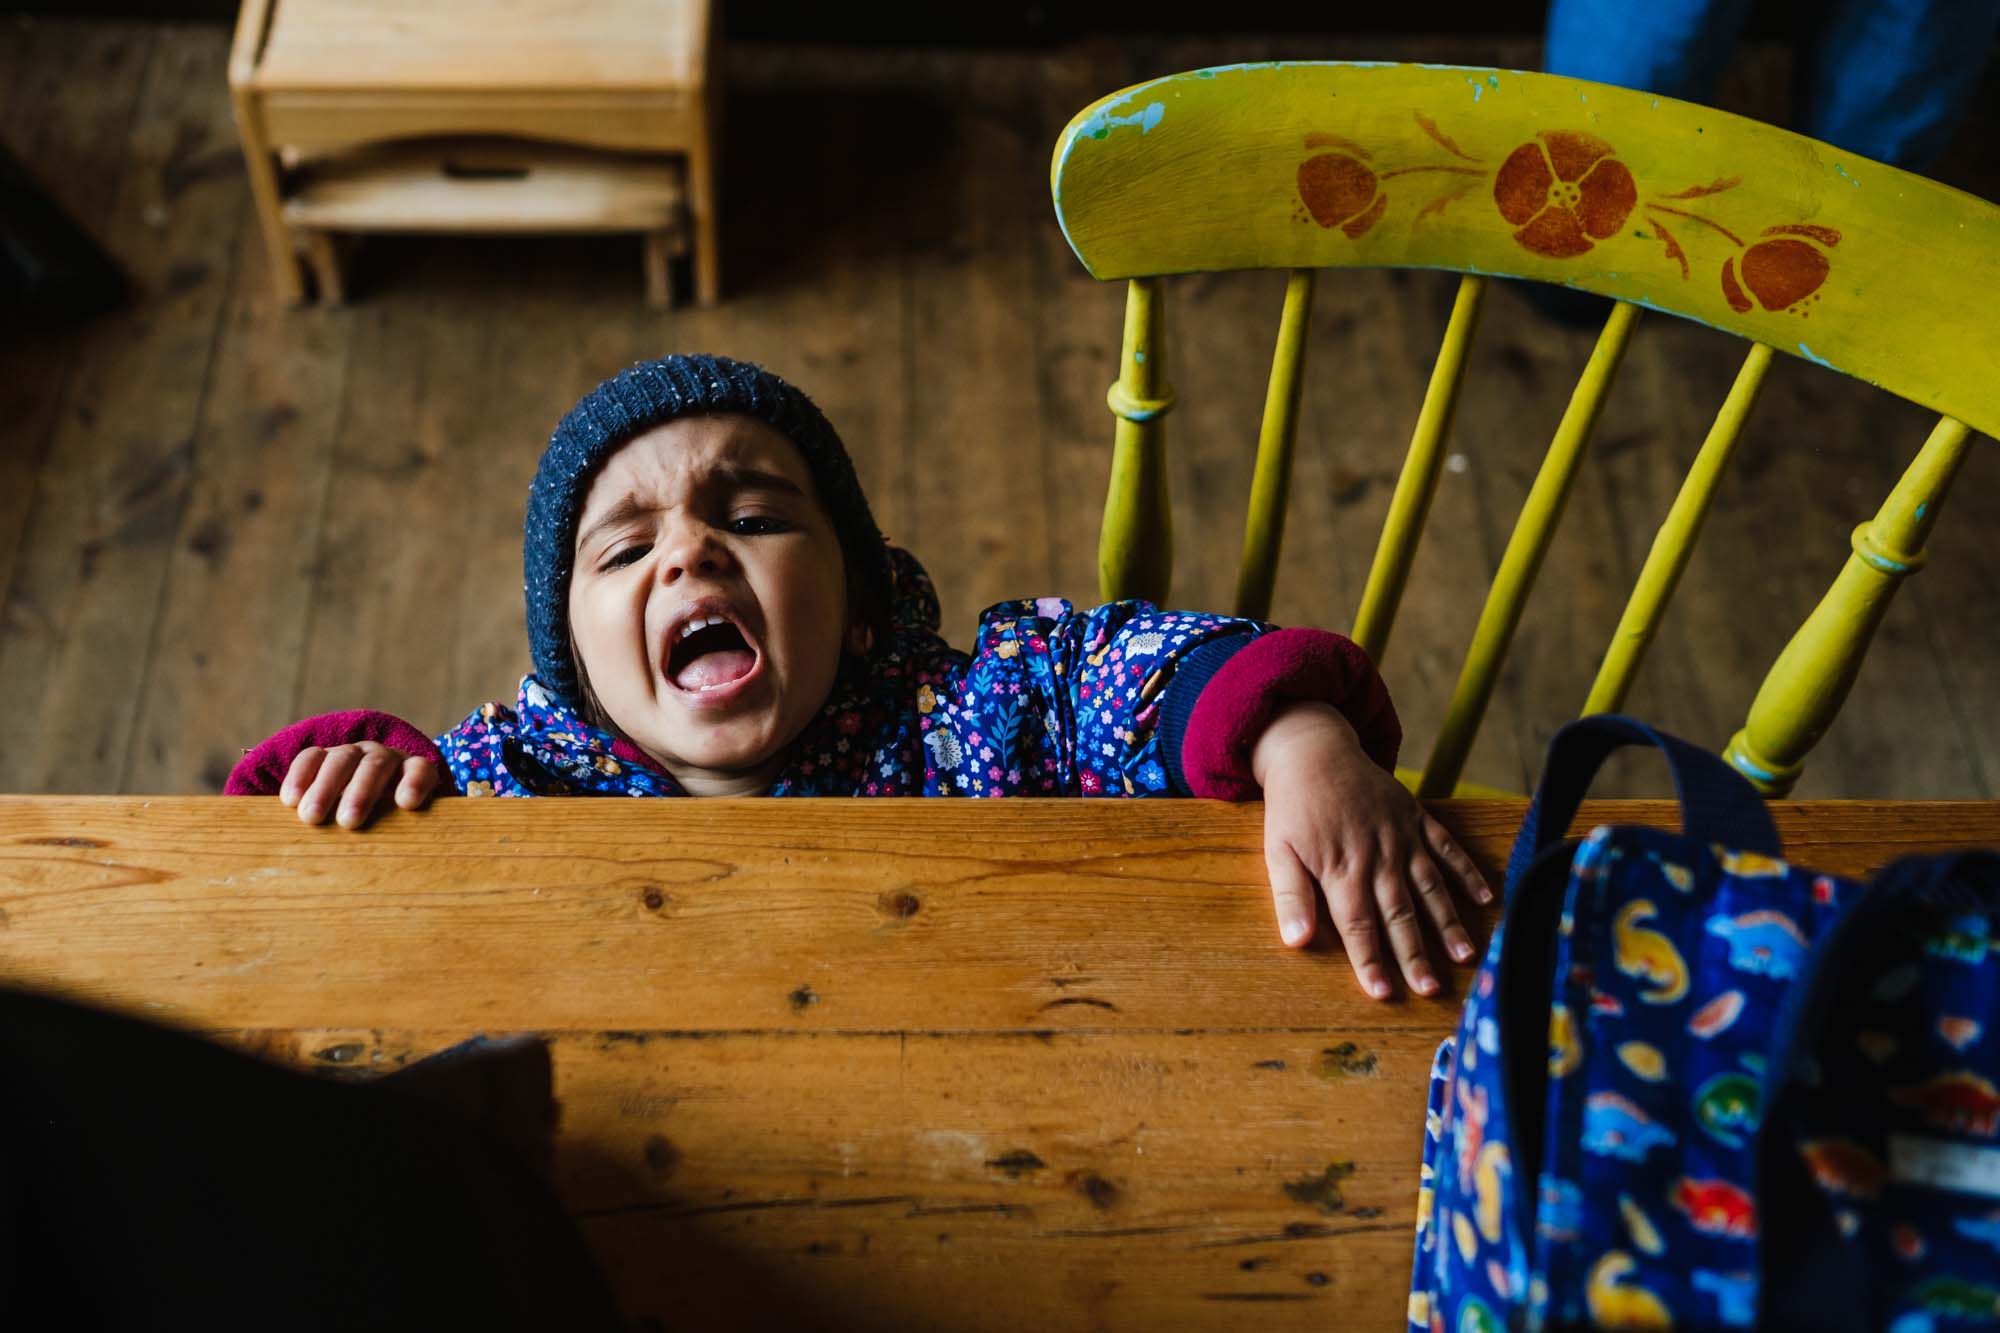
top-left (3, 798), bottom-right (1994, 1329)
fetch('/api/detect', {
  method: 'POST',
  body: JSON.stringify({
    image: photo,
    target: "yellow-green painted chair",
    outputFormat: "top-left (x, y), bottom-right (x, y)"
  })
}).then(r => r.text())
top-left (1052, 62), bottom-right (1998, 798)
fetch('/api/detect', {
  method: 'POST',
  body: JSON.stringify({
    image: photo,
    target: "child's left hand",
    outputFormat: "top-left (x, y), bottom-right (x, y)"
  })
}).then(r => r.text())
top-left (1251, 701), bottom-right (1493, 1000)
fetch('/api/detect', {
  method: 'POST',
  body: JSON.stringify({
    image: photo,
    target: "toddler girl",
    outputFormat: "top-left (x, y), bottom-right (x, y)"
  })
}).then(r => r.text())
top-left (229, 355), bottom-right (1490, 999)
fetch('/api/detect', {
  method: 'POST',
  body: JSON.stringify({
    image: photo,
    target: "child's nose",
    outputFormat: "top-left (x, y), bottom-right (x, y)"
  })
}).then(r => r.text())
top-left (657, 527), bottom-right (733, 583)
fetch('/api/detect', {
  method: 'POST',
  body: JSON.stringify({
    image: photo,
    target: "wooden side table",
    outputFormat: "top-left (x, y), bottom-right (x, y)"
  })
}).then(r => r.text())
top-left (227, 0), bottom-right (719, 307)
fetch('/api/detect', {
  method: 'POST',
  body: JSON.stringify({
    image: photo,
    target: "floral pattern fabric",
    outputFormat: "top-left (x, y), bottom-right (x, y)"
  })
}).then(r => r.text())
top-left (433, 548), bottom-right (1262, 800)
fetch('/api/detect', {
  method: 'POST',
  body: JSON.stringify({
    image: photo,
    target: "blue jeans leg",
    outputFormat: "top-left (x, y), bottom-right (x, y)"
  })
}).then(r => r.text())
top-left (1794, 0), bottom-right (2000, 168)
top-left (1543, 0), bottom-right (1759, 101)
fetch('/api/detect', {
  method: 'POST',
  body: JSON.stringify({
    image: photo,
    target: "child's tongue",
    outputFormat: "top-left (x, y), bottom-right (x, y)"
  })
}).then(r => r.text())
top-left (673, 648), bottom-right (756, 692)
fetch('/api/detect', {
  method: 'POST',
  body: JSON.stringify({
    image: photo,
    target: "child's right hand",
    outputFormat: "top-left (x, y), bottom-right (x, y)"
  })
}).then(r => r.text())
top-left (280, 743), bottom-right (438, 828)
top-left (1251, 701), bottom-right (1492, 1000)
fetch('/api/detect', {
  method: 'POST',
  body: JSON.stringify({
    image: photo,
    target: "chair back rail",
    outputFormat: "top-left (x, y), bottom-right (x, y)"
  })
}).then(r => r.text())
top-left (1351, 272), bottom-right (1487, 664)
top-left (1725, 414), bottom-right (1979, 791)
top-left (1421, 297), bottom-right (1640, 796)
top-left (1052, 62), bottom-right (1999, 795)
top-left (1098, 276), bottom-right (1176, 601)
top-left (1234, 267), bottom-right (1317, 619)
top-left (1583, 340), bottom-right (1773, 716)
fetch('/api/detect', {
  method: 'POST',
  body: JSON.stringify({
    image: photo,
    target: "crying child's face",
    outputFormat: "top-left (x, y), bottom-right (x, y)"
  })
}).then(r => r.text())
top-left (566, 415), bottom-right (852, 794)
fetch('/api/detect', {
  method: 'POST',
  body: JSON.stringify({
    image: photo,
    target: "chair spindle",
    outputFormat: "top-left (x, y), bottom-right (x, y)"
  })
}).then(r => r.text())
top-left (1724, 414), bottom-right (1978, 795)
top-left (1099, 277), bottom-right (1176, 604)
top-left (1420, 298), bottom-right (1642, 797)
top-left (1352, 273), bottom-right (1488, 664)
top-left (1584, 341), bottom-right (1775, 715)
top-left (1234, 269), bottom-right (1318, 620)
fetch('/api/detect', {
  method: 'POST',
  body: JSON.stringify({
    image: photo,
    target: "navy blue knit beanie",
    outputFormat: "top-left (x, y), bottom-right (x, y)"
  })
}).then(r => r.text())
top-left (525, 354), bottom-right (893, 704)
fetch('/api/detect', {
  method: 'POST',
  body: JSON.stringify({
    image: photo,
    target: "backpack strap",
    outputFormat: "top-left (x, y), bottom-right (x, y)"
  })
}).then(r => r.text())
top-left (1504, 715), bottom-right (1783, 896)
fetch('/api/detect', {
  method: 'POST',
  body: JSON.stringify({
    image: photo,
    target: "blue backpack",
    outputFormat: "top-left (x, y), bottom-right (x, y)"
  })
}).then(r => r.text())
top-left (1410, 716), bottom-right (2000, 1332)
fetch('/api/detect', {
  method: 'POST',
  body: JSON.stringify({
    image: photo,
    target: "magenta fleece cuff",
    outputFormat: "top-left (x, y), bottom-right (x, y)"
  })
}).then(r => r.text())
top-left (1177, 628), bottom-right (1401, 800)
top-left (224, 710), bottom-right (446, 796)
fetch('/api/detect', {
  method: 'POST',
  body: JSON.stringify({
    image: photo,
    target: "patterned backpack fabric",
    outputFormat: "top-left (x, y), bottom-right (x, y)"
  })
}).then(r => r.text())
top-left (1408, 716), bottom-right (2000, 1332)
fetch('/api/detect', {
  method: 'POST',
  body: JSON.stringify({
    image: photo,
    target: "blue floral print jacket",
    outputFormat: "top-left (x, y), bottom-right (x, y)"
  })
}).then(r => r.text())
top-left (230, 549), bottom-right (1398, 800)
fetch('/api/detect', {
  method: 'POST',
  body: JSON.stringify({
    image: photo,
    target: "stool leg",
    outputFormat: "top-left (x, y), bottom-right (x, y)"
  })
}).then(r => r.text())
top-left (642, 231), bottom-right (675, 309)
top-left (689, 84), bottom-right (721, 306)
top-left (302, 231), bottom-right (346, 305)
top-left (226, 94), bottom-right (307, 306)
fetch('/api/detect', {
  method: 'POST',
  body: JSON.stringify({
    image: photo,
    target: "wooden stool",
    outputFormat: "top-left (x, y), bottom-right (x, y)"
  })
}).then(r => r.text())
top-left (227, 0), bottom-right (719, 308)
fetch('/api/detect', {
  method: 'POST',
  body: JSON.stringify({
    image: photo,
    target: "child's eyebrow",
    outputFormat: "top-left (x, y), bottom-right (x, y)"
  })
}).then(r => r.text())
top-left (573, 466), bottom-right (809, 554)
top-left (708, 464), bottom-right (807, 498)
top-left (575, 495), bottom-right (656, 555)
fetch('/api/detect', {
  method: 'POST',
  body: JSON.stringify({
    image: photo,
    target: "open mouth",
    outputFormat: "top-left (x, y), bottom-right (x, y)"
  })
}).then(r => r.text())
top-left (666, 614), bottom-right (760, 693)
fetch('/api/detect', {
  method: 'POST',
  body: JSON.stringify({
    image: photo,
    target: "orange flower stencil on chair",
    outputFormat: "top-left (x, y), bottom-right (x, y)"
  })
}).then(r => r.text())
top-left (1292, 114), bottom-right (1840, 319)
top-left (1293, 122), bottom-right (1484, 238)
top-left (1722, 225), bottom-right (1841, 315)
top-left (1492, 131), bottom-right (1637, 257)
top-left (1296, 138), bottom-right (1388, 237)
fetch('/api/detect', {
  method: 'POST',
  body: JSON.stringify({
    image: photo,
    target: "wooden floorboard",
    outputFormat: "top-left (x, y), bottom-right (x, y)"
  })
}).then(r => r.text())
top-left (686, 58), bottom-right (917, 547)
top-left (293, 244), bottom-right (509, 730)
top-left (0, 21), bottom-right (154, 709)
top-left (0, 23), bottom-right (246, 794)
top-left (0, 20), bottom-right (74, 621)
top-left (0, 21), bottom-right (1992, 797)
top-left (439, 241), bottom-right (640, 715)
top-left (902, 54), bottom-right (1058, 627)
top-left (122, 235), bottom-right (353, 794)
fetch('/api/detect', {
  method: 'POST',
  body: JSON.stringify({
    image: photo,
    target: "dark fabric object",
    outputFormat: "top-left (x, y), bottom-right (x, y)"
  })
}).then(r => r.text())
top-left (224, 708), bottom-right (447, 795)
top-left (0, 143), bottom-right (125, 319)
top-left (524, 354), bottom-right (894, 704)
top-left (0, 989), bottom-right (621, 1332)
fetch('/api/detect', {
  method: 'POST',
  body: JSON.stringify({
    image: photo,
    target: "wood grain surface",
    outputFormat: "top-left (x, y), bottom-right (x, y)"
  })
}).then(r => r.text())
top-left (254, 0), bottom-right (709, 90)
top-left (4, 796), bottom-right (1996, 1329)
top-left (0, 26), bottom-right (244, 794)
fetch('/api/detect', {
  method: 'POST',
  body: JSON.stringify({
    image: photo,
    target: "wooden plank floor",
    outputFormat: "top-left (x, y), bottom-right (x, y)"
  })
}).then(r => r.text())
top-left (1, 21), bottom-right (1995, 799)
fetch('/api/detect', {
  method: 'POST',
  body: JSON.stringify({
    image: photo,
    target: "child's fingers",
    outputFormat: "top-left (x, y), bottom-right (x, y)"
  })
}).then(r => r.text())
top-left (1374, 865), bottom-right (1440, 997)
top-left (1423, 813), bottom-right (1493, 905)
top-left (1324, 877), bottom-right (1393, 1001)
top-left (297, 746), bottom-right (361, 824)
top-left (337, 746), bottom-right (401, 828)
top-left (280, 748), bottom-right (326, 807)
top-left (1264, 842), bottom-right (1319, 948)
top-left (394, 756), bottom-right (438, 810)
top-left (1409, 851), bottom-right (1477, 965)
